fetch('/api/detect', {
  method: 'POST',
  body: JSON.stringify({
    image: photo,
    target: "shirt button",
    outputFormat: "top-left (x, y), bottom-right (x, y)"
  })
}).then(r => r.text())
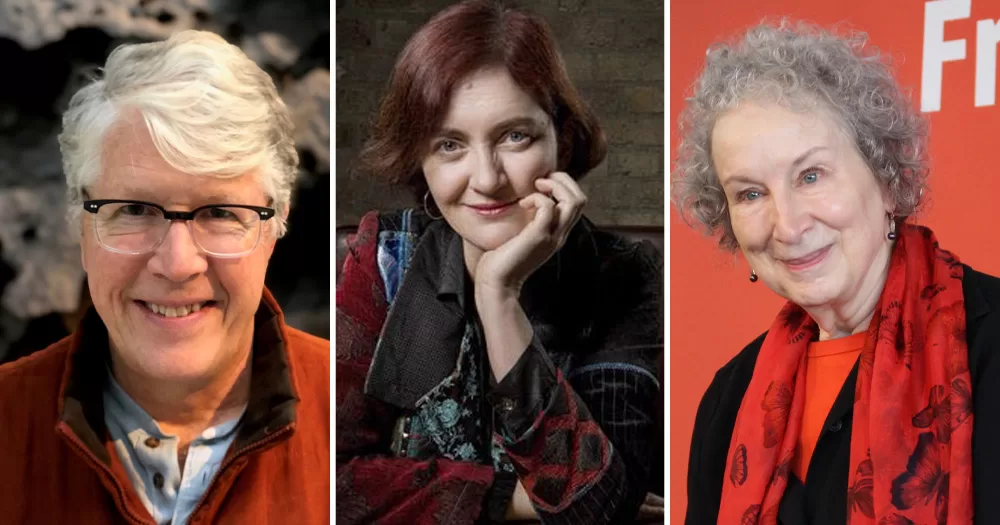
top-left (499, 398), bottom-right (516, 413)
top-left (144, 437), bottom-right (161, 448)
top-left (153, 472), bottom-right (164, 489)
top-left (829, 419), bottom-right (843, 432)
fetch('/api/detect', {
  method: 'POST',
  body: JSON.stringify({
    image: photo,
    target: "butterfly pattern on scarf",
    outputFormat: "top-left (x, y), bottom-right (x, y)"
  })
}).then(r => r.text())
top-left (847, 453), bottom-right (874, 523)
top-left (780, 307), bottom-right (814, 344)
top-left (890, 433), bottom-right (949, 524)
top-left (769, 450), bottom-right (792, 488)
top-left (912, 385), bottom-right (951, 444)
top-left (740, 503), bottom-right (779, 525)
top-left (716, 225), bottom-right (973, 525)
top-left (731, 444), bottom-right (748, 487)
top-left (762, 381), bottom-right (792, 449)
top-left (934, 246), bottom-right (963, 280)
top-left (950, 377), bottom-right (973, 437)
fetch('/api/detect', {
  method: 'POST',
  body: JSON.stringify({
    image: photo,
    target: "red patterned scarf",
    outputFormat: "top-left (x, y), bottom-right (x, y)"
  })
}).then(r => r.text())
top-left (718, 224), bottom-right (973, 525)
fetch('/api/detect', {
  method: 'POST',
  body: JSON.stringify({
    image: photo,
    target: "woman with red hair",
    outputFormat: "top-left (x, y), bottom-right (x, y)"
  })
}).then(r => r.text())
top-left (336, 1), bottom-right (662, 523)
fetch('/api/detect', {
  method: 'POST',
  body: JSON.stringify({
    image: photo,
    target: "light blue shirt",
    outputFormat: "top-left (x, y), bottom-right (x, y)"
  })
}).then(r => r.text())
top-left (103, 371), bottom-right (245, 525)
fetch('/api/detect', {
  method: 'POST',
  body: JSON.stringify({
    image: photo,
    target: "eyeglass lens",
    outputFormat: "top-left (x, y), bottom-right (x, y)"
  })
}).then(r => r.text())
top-left (93, 203), bottom-right (261, 255)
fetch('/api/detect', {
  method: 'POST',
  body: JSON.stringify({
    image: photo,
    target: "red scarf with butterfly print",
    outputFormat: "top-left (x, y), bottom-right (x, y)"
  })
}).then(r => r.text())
top-left (717, 224), bottom-right (973, 525)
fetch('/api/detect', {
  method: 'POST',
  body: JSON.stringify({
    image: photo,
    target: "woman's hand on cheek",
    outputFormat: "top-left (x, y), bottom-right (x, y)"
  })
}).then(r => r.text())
top-left (473, 171), bottom-right (586, 382)
top-left (473, 171), bottom-right (587, 301)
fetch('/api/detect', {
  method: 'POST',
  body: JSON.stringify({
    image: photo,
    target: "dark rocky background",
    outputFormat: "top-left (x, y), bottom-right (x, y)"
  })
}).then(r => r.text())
top-left (0, 0), bottom-right (330, 363)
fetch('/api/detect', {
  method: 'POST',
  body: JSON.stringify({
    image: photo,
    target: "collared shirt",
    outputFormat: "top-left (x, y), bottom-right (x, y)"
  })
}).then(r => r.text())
top-left (103, 370), bottom-right (246, 525)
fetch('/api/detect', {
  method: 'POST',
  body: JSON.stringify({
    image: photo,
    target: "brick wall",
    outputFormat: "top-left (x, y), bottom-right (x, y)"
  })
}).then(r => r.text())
top-left (335, 0), bottom-right (664, 228)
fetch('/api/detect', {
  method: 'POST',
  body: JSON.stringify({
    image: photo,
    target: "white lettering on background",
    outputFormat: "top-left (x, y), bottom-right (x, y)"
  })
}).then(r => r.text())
top-left (976, 18), bottom-right (1000, 106)
top-left (922, 0), bottom-right (970, 112)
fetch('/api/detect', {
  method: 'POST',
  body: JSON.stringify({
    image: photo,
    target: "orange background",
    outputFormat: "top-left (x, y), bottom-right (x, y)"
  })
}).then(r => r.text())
top-left (670, 1), bottom-right (1000, 523)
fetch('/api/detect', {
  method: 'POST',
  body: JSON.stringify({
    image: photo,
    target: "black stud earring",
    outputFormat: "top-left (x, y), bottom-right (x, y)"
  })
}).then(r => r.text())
top-left (749, 270), bottom-right (758, 283)
top-left (887, 215), bottom-right (897, 241)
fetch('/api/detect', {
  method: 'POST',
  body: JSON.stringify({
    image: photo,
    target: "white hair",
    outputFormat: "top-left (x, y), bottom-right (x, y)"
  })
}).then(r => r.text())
top-left (59, 30), bottom-right (299, 237)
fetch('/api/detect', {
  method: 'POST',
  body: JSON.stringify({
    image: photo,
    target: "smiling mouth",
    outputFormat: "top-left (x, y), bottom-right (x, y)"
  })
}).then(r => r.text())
top-left (467, 201), bottom-right (516, 211)
top-left (466, 201), bottom-right (517, 215)
top-left (780, 246), bottom-right (831, 270)
top-left (139, 300), bottom-right (216, 318)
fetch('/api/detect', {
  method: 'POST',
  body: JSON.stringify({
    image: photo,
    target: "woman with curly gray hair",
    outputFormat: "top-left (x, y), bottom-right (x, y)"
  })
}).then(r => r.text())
top-left (675, 21), bottom-right (1000, 525)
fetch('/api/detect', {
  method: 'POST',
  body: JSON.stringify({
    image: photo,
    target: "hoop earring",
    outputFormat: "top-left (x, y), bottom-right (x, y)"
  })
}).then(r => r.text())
top-left (749, 270), bottom-right (758, 283)
top-left (423, 191), bottom-right (442, 220)
top-left (887, 214), bottom-right (897, 241)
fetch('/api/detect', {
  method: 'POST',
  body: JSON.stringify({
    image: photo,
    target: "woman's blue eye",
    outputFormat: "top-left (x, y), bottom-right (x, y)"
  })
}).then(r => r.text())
top-left (745, 191), bottom-right (761, 201)
top-left (509, 131), bottom-right (526, 142)
top-left (803, 171), bottom-right (819, 183)
top-left (439, 140), bottom-right (458, 152)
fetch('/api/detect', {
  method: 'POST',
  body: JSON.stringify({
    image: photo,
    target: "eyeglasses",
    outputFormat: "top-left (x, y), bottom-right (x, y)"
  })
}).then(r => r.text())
top-left (83, 199), bottom-right (275, 258)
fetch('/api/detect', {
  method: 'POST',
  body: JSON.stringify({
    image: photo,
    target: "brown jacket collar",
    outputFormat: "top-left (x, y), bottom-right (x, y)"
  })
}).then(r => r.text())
top-left (56, 288), bottom-right (299, 464)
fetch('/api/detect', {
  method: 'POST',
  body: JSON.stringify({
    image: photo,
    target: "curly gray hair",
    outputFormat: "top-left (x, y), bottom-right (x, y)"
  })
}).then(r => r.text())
top-left (671, 20), bottom-right (928, 251)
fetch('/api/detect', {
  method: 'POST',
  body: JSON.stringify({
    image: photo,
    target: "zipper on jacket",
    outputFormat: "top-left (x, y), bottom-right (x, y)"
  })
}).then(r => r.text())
top-left (58, 423), bottom-right (156, 525)
top-left (185, 423), bottom-right (295, 523)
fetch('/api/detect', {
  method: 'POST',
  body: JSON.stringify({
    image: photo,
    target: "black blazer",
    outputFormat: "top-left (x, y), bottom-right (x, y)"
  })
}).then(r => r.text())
top-left (685, 264), bottom-right (1000, 525)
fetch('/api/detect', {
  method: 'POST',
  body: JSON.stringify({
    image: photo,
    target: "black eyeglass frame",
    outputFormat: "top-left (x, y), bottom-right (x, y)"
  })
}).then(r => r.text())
top-left (82, 199), bottom-right (276, 257)
top-left (83, 199), bottom-right (275, 221)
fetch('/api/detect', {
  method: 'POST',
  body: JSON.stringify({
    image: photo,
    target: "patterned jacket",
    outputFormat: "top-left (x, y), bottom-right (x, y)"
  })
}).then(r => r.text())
top-left (336, 209), bottom-right (662, 524)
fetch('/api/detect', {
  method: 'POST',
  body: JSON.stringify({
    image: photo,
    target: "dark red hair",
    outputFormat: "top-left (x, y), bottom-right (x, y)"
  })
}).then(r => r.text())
top-left (359, 0), bottom-right (607, 198)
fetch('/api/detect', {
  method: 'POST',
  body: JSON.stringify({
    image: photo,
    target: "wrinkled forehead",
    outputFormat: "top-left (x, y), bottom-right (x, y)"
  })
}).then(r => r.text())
top-left (95, 113), bottom-right (268, 206)
top-left (711, 103), bottom-right (854, 187)
top-left (718, 88), bottom-right (854, 140)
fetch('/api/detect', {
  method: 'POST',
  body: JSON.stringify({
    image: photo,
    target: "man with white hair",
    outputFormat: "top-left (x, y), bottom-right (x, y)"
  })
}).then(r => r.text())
top-left (0, 31), bottom-right (330, 524)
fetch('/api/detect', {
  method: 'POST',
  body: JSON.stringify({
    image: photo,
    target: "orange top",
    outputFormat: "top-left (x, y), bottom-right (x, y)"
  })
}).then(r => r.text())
top-left (793, 332), bottom-right (867, 482)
